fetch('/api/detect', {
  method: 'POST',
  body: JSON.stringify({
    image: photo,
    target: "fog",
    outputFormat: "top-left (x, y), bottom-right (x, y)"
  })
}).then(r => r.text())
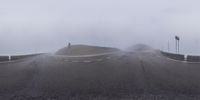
top-left (1, 0), bottom-right (200, 55)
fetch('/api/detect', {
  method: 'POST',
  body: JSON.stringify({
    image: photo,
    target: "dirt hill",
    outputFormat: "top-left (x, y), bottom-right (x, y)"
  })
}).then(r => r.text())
top-left (55, 45), bottom-right (120, 56)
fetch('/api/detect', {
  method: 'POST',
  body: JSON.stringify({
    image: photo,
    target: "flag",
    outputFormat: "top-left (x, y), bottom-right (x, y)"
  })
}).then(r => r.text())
top-left (175, 36), bottom-right (180, 40)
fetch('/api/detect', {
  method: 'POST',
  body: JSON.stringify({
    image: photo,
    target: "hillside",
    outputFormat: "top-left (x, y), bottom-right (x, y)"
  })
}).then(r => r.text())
top-left (55, 45), bottom-right (120, 56)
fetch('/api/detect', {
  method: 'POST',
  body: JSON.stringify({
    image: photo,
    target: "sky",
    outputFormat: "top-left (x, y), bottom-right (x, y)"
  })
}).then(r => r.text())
top-left (0, 0), bottom-right (200, 55)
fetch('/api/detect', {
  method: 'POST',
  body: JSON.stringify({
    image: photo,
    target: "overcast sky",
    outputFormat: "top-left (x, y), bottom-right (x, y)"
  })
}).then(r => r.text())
top-left (1, 0), bottom-right (200, 55)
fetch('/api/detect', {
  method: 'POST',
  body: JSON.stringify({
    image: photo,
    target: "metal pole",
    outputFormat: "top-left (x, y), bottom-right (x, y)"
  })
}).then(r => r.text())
top-left (175, 39), bottom-right (177, 53)
top-left (178, 40), bottom-right (179, 53)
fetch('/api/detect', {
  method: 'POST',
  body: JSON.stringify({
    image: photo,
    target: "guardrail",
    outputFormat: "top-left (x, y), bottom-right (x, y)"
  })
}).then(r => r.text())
top-left (10, 54), bottom-right (41, 61)
top-left (0, 56), bottom-right (9, 62)
top-left (187, 55), bottom-right (200, 62)
top-left (161, 51), bottom-right (200, 63)
top-left (160, 51), bottom-right (185, 61)
top-left (0, 53), bottom-right (43, 63)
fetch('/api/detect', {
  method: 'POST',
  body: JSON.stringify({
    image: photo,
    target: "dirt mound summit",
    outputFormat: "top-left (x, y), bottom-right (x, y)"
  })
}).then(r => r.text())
top-left (55, 44), bottom-right (120, 56)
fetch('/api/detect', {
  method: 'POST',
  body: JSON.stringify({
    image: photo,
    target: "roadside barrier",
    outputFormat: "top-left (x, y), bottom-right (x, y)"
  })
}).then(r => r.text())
top-left (187, 55), bottom-right (200, 62)
top-left (160, 51), bottom-right (185, 61)
top-left (0, 56), bottom-right (9, 62)
top-left (11, 54), bottom-right (41, 61)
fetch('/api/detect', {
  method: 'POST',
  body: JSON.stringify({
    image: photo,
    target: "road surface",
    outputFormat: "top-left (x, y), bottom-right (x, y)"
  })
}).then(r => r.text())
top-left (1, 49), bottom-right (200, 100)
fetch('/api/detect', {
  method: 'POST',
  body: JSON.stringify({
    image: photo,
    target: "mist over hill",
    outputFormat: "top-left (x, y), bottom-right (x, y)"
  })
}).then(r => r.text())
top-left (55, 45), bottom-right (120, 56)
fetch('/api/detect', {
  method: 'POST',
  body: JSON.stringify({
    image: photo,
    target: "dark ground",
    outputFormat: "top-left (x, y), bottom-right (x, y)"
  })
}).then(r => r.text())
top-left (1, 45), bottom-right (200, 100)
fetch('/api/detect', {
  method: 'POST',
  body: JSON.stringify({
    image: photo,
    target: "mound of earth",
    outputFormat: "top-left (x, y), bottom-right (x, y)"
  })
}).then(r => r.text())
top-left (55, 44), bottom-right (120, 56)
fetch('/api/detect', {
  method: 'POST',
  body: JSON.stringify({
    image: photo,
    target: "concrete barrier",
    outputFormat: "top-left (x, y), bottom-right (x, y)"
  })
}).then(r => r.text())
top-left (187, 55), bottom-right (200, 62)
top-left (161, 51), bottom-right (185, 61)
top-left (0, 56), bottom-right (9, 62)
top-left (11, 54), bottom-right (41, 61)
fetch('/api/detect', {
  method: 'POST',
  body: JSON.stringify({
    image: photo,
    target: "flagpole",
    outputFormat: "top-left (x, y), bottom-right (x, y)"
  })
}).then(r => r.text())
top-left (175, 38), bottom-right (177, 53)
top-left (178, 39), bottom-right (179, 53)
top-left (175, 36), bottom-right (180, 54)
